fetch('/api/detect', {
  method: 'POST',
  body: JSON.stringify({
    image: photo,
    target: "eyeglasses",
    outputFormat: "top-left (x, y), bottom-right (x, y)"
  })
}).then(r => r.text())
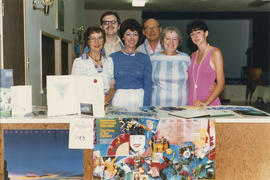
top-left (144, 26), bottom-right (160, 31)
top-left (88, 37), bottom-right (104, 42)
top-left (102, 20), bottom-right (117, 25)
top-left (124, 31), bottom-right (139, 37)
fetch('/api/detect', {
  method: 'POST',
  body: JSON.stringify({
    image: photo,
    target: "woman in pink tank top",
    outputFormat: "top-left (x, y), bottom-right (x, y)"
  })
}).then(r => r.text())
top-left (186, 20), bottom-right (225, 106)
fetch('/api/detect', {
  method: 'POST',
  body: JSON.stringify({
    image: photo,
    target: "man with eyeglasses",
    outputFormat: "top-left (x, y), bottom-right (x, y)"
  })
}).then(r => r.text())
top-left (84, 11), bottom-right (124, 57)
top-left (137, 18), bottom-right (162, 56)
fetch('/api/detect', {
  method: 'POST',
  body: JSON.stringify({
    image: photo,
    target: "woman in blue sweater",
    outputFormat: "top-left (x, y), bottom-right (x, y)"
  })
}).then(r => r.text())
top-left (110, 19), bottom-right (152, 110)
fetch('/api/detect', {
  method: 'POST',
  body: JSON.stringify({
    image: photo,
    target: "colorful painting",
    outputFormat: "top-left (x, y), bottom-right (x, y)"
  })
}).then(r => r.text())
top-left (4, 129), bottom-right (84, 179)
top-left (93, 118), bottom-right (215, 179)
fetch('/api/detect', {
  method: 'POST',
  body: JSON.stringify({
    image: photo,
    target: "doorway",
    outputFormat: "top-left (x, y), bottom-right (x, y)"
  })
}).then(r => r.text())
top-left (42, 34), bottom-right (55, 92)
top-left (61, 40), bottom-right (68, 75)
top-left (2, 0), bottom-right (25, 85)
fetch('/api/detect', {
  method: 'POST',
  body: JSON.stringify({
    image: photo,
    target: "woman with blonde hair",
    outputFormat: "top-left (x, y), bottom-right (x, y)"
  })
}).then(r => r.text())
top-left (151, 26), bottom-right (190, 106)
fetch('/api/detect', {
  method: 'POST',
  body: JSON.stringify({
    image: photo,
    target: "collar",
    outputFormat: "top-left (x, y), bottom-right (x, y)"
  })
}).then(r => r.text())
top-left (106, 36), bottom-right (123, 46)
top-left (82, 53), bottom-right (87, 60)
top-left (122, 50), bottom-right (136, 56)
top-left (82, 52), bottom-right (105, 61)
top-left (145, 39), bottom-right (161, 54)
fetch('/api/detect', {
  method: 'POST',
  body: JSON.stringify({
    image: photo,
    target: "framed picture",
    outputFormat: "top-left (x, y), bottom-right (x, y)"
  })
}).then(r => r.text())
top-left (0, 123), bottom-right (93, 179)
top-left (56, 0), bottom-right (64, 31)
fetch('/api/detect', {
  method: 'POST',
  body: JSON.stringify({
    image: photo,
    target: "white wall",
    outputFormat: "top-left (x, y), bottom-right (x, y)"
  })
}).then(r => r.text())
top-left (84, 9), bottom-right (142, 28)
top-left (159, 19), bottom-right (250, 79)
top-left (25, 0), bottom-right (85, 105)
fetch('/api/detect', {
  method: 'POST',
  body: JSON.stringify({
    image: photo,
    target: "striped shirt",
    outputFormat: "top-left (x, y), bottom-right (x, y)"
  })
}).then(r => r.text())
top-left (150, 51), bottom-right (190, 106)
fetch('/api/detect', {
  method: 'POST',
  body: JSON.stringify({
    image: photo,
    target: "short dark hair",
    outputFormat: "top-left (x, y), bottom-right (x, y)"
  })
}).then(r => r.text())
top-left (100, 11), bottom-right (121, 25)
top-left (186, 20), bottom-right (208, 35)
top-left (84, 26), bottom-right (105, 47)
top-left (119, 18), bottom-right (142, 44)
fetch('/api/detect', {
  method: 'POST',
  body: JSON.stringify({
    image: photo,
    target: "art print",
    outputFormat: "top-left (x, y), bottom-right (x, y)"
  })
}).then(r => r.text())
top-left (4, 129), bottom-right (84, 179)
top-left (0, 69), bottom-right (13, 117)
top-left (93, 118), bottom-right (215, 179)
top-left (80, 103), bottom-right (93, 116)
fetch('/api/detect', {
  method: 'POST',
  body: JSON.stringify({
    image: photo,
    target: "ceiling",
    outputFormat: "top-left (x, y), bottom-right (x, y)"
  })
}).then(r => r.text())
top-left (85, 0), bottom-right (270, 12)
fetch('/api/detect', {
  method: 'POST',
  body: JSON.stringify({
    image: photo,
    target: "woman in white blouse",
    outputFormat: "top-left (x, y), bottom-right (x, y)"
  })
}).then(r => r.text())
top-left (71, 26), bottom-right (115, 105)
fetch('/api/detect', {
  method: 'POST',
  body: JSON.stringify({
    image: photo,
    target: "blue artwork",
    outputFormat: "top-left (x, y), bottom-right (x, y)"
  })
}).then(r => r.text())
top-left (4, 129), bottom-right (84, 179)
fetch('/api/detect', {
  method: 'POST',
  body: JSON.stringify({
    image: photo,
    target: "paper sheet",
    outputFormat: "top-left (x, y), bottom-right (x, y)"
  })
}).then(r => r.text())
top-left (11, 85), bottom-right (32, 117)
top-left (47, 75), bottom-right (77, 116)
top-left (69, 119), bottom-right (94, 149)
top-left (47, 75), bottom-right (105, 117)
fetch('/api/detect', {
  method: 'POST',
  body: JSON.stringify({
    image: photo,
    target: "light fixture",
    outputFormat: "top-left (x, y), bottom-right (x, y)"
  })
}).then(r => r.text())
top-left (132, 0), bottom-right (147, 7)
top-left (32, 0), bottom-right (54, 15)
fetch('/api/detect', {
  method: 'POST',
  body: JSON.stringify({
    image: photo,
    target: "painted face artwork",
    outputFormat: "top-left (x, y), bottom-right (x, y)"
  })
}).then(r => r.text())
top-left (130, 134), bottom-right (145, 153)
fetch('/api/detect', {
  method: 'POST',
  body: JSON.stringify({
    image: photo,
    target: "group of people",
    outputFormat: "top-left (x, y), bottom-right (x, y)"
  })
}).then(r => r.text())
top-left (71, 11), bottom-right (225, 110)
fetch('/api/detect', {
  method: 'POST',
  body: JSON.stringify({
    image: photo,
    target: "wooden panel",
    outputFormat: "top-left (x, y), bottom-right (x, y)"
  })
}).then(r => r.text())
top-left (3, 0), bottom-right (25, 85)
top-left (216, 123), bottom-right (270, 180)
top-left (0, 123), bottom-right (93, 180)
top-left (84, 149), bottom-right (93, 180)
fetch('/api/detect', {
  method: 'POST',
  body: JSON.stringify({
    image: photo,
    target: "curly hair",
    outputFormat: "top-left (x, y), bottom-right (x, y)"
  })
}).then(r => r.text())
top-left (119, 18), bottom-right (142, 44)
top-left (83, 26), bottom-right (105, 48)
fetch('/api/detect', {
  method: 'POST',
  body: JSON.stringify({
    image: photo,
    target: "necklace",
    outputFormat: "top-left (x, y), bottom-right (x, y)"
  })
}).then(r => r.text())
top-left (192, 43), bottom-right (209, 90)
top-left (88, 52), bottom-right (101, 62)
top-left (87, 52), bottom-right (103, 71)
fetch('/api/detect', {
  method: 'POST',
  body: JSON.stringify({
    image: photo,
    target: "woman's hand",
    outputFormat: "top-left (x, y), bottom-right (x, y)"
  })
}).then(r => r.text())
top-left (193, 100), bottom-right (209, 106)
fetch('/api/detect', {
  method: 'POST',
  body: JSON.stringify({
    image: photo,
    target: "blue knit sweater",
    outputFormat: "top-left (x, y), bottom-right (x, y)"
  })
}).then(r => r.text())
top-left (110, 51), bottom-right (152, 106)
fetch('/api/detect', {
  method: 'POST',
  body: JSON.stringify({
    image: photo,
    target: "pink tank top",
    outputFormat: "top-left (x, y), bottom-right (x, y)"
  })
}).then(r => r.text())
top-left (188, 47), bottom-right (221, 106)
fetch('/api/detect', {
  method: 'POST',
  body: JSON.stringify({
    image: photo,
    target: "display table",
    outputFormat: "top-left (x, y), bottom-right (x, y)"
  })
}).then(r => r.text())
top-left (252, 85), bottom-right (270, 103)
top-left (1, 109), bottom-right (270, 180)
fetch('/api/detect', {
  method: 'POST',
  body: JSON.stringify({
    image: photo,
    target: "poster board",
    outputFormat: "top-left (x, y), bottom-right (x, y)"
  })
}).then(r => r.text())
top-left (93, 117), bottom-right (216, 179)
top-left (0, 123), bottom-right (93, 180)
top-left (47, 75), bottom-right (105, 117)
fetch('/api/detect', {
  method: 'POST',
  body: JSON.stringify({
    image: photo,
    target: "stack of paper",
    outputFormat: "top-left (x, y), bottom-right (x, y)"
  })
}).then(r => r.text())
top-left (169, 109), bottom-right (234, 118)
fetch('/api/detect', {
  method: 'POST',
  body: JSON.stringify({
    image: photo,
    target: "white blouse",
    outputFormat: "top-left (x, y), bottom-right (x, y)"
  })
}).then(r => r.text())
top-left (71, 55), bottom-right (114, 93)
